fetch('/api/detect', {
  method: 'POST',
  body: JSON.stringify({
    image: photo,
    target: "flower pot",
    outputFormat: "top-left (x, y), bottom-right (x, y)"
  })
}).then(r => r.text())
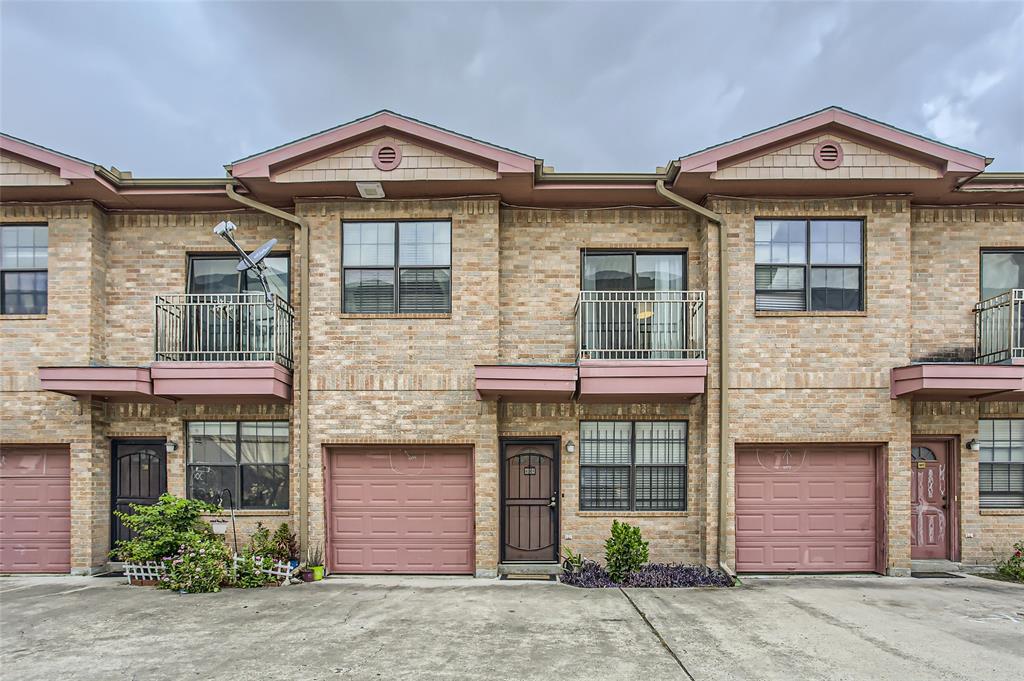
top-left (300, 570), bottom-right (314, 582)
top-left (311, 566), bottom-right (324, 581)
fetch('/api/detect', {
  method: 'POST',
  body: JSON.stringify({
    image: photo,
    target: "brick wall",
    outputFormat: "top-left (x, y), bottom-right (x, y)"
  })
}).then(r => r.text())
top-left (4, 194), bottom-right (1021, 575)
top-left (298, 198), bottom-right (502, 574)
top-left (910, 207), bottom-right (1024, 361)
top-left (710, 197), bottom-right (915, 573)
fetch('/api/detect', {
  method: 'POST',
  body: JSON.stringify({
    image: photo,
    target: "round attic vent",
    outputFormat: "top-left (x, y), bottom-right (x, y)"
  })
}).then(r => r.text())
top-left (372, 143), bottom-right (402, 171)
top-left (813, 140), bottom-right (844, 170)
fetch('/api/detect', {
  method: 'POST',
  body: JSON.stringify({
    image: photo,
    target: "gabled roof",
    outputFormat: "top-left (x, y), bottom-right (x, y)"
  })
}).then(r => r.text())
top-left (229, 110), bottom-right (537, 178)
top-left (0, 132), bottom-right (102, 181)
top-left (675, 106), bottom-right (989, 175)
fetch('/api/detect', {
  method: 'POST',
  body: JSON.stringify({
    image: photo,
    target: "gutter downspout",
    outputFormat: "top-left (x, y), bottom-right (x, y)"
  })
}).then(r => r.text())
top-left (225, 184), bottom-right (311, 554)
top-left (655, 180), bottom-right (734, 578)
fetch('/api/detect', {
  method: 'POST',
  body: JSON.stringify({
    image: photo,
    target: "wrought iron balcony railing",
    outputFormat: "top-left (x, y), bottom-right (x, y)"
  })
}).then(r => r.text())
top-left (154, 293), bottom-right (295, 369)
top-left (975, 289), bottom-right (1023, 365)
top-left (575, 290), bottom-right (706, 361)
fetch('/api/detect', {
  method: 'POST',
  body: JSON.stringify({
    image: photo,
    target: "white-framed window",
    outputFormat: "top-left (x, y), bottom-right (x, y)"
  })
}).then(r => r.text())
top-left (579, 420), bottom-right (687, 511)
top-left (187, 421), bottom-right (289, 509)
top-left (979, 419), bottom-right (1024, 509)
top-left (0, 224), bottom-right (48, 314)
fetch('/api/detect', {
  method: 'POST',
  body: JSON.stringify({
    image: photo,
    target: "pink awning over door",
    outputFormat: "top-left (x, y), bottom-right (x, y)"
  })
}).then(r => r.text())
top-left (735, 445), bottom-right (878, 573)
top-left (326, 447), bottom-right (475, 574)
top-left (0, 446), bottom-right (71, 573)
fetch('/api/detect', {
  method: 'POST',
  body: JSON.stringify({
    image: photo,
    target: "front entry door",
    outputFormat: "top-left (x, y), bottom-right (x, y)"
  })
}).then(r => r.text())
top-left (501, 441), bottom-right (559, 562)
top-left (910, 441), bottom-right (950, 560)
top-left (111, 441), bottom-right (167, 547)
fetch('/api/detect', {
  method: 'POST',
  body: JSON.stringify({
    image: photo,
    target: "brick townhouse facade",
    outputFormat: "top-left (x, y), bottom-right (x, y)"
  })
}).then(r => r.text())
top-left (1, 107), bottom-right (1021, 577)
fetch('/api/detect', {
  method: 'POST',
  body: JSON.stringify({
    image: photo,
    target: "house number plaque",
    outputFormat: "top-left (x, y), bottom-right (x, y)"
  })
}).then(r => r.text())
top-left (523, 465), bottom-right (537, 476)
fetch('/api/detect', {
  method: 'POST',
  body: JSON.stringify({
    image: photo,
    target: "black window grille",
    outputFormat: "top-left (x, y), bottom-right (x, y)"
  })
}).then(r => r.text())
top-left (579, 420), bottom-right (687, 511)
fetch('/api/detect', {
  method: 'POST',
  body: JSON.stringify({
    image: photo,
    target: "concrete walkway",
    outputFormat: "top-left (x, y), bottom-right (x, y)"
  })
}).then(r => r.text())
top-left (0, 573), bottom-right (1020, 680)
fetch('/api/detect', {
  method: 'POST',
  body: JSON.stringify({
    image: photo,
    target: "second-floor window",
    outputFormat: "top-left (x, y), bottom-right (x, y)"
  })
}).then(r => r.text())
top-left (754, 219), bottom-right (864, 312)
top-left (1, 224), bottom-right (47, 314)
top-left (979, 419), bottom-right (1023, 509)
top-left (981, 249), bottom-right (1024, 300)
top-left (187, 254), bottom-right (290, 301)
top-left (342, 220), bottom-right (451, 314)
top-left (582, 250), bottom-right (685, 292)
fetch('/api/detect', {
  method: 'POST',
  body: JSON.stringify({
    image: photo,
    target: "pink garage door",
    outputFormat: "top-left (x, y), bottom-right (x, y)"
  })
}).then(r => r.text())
top-left (327, 447), bottom-right (474, 574)
top-left (735, 445), bottom-right (878, 573)
top-left (0, 446), bottom-right (71, 573)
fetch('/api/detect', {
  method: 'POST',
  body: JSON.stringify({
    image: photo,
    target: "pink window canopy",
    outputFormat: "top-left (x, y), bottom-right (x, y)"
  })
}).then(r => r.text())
top-left (39, 362), bottom-right (292, 404)
top-left (577, 359), bottom-right (708, 403)
top-left (890, 362), bottom-right (1024, 401)
top-left (474, 365), bottom-right (578, 402)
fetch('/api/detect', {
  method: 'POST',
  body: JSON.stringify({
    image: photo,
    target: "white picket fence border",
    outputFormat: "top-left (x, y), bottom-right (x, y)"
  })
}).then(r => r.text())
top-left (123, 561), bottom-right (167, 582)
top-left (232, 555), bottom-right (294, 582)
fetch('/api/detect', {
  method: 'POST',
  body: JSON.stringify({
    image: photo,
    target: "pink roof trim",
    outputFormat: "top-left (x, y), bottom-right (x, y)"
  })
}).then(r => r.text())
top-left (0, 134), bottom-right (99, 180)
top-left (231, 111), bottom-right (536, 178)
top-left (676, 108), bottom-right (987, 175)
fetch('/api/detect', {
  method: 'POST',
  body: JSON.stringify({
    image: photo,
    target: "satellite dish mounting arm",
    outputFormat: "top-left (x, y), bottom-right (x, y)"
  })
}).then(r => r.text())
top-left (213, 220), bottom-right (277, 307)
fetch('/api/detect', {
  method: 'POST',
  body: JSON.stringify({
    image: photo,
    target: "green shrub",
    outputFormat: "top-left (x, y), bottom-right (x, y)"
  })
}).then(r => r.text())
top-left (247, 523), bottom-right (277, 558)
top-left (158, 533), bottom-right (230, 593)
top-left (272, 522), bottom-right (299, 562)
top-left (604, 520), bottom-right (649, 582)
top-left (231, 522), bottom-right (282, 588)
top-left (111, 494), bottom-right (221, 563)
top-left (234, 550), bottom-right (277, 588)
top-left (996, 540), bottom-right (1024, 583)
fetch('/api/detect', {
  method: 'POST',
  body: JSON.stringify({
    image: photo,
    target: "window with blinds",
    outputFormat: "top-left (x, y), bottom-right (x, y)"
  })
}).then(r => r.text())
top-left (979, 419), bottom-right (1024, 509)
top-left (342, 221), bottom-right (451, 313)
top-left (1, 224), bottom-right (48, 314)
top-left (579, 420), bottom-right (687, 511)
top-left (754, 219), bottom-right (864, 312)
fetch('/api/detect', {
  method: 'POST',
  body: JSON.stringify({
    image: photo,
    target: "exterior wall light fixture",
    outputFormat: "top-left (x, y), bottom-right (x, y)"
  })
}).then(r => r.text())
top-left (565, 440), bottom-right (576, 454)
top-left (965, 439), bottom-right (981, 452)
top-left (165, 441), bottom-right (179, 453)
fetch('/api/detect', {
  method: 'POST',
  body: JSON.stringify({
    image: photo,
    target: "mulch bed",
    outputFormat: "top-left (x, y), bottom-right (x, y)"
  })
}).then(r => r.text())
top-left (560, 561), bottom-right (733, 588)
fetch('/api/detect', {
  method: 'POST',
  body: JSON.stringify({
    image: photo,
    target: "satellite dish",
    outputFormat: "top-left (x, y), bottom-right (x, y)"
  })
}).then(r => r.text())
top-left (212, 221), bottom-right (277, 306)
top-left (236, 239), bottom-right (277, 272)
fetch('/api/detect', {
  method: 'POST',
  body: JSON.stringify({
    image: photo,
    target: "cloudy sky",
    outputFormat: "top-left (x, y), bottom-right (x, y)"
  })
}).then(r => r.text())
top-left (1, 1), bottom-right (1021, 176)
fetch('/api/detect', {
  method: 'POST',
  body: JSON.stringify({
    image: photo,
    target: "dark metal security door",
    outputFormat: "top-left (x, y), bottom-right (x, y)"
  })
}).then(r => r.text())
top-left (111, 441), bottom-right (167, 547)
top-left (501, 440), bottom-right (559, 562)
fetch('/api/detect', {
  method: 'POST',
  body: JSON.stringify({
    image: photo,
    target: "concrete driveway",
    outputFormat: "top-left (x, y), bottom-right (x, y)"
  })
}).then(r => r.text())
top-left (0, 573), bottom-right (1020, 681)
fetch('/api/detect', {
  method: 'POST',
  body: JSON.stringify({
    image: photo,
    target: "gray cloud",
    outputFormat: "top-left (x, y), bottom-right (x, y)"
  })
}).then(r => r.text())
top-left (1, 0), bottom-right (1021, 176)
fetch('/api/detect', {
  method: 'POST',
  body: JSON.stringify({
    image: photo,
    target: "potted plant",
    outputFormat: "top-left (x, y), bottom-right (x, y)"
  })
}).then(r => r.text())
top-left (307, 543), bottom-right (325, 581)
top-left (272, 522), bottom-right (300, 569)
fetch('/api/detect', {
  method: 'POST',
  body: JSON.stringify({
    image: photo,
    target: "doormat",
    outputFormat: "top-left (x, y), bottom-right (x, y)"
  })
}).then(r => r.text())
top-left (92, 571), bottom-right (126, 578)
top-left (911, 572), bottom-right (965, 579)
top-left (500, 574), bottom-right (556, 581)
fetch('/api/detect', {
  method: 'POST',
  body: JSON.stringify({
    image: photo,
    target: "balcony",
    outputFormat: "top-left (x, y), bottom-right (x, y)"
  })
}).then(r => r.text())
top-left (575, 290), bottom-right (706, 361)
top-left (891, 289), bottom-right (1024, 401)
top-left (40, 293), bottom-right (294, 404)
top-left (575, 290), bottom-right (708, 403)
top-left (975, 289), bottom-right (1023, 365)
top-left (154, 293), bottom-right (294, 368)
